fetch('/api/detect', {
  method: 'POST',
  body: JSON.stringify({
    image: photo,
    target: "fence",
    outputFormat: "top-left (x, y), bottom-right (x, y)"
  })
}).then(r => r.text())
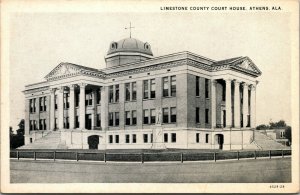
top-left (10, 149), bottom-right (292, 163)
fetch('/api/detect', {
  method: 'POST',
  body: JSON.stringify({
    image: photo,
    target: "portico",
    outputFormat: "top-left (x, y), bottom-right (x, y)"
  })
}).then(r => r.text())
top-left (211, 78), bottom-right (256, 129)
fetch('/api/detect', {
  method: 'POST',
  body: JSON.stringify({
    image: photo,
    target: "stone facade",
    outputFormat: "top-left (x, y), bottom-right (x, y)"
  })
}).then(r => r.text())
top-left (23, 37), bottom-right (261, 150)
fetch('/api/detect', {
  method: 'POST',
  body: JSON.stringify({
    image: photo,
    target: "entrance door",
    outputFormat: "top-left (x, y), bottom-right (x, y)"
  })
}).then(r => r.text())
top-left (88, 135), bottom-right (99, 149)
top-left (85, 114), bottom-right (92, 130)
top-left (215, 134), bottom-right (224, 150)
top-left (218, 134), bottom-right (224, 149)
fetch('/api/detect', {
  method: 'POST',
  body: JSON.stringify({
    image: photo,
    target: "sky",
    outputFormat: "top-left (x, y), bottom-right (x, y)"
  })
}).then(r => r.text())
top-left (9, 11), bottom-right (292, 130)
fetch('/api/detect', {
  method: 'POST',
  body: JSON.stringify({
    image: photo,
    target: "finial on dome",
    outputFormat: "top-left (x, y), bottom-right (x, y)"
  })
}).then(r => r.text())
top-left (125, 22), bottom-right (135, 38)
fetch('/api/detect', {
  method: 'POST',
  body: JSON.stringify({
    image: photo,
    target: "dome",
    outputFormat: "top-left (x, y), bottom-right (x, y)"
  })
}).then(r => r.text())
top-left (107, 37), bottom-right (153, 56)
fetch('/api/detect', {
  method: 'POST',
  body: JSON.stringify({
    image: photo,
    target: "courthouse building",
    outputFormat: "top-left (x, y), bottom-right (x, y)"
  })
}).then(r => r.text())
top-left (23, 36), bottom-right (262, 150)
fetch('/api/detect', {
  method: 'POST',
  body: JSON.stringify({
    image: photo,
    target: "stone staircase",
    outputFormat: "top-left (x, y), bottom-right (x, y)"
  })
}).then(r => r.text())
top-left (245, 131), bottom-right (290, 150)
top-left (18, 131), bottom-right (68, 149)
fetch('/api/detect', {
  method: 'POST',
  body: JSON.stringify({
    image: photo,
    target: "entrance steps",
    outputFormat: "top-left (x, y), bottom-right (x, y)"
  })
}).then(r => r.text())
top-left (244, 131), bottom-right (290, 150)
top-left (18, 131), bottom-right (68, 149)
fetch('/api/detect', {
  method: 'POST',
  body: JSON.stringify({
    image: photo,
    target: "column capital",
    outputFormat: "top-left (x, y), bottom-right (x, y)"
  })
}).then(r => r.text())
top-left (79, 83), bottom-right (87, 88)
top-left (50, 88), bottom-right (56, 94)
top-left (225, 78), bottom-right (233, 82)
top-left (241, 82), bottom-right (249, 87)
top-left (59, 86), bottom-right (65, 93)
top-left (250, 84), bottom-right (256, 91)
top-left (233, 79), bottom-right (241, 84)
top-left (211, 79), bottom-right (217, 86)
top-left (69, 84), bottom-right (76, 91)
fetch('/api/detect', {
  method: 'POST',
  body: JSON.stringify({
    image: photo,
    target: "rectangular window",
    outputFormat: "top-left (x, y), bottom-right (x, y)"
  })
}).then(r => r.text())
top-left (132, 110), bottom-right (137, 125)
top-left (96, 114), bottom-right (101, 127)
top-left (150, 79), bottom-right (156, 98)
top-left (171, 76), bottom-right (176, 97)
top-left (143, 80), bottom-right (149, 99)
top-left (196, 76), bottom-right (200, 96)
top-left (54, 95), bottom-right (58, 110)
top-left (164, 133), bottom-right (168, 143)
top-left (43, 97), bottom-right (45, 111)
top-left (109, 112), bottom-right (113, 126)
top-left (97, 89), bottom-right (101, 104)
top-left (115, 112), bottom-right (119, 126)
top-left (143, 109), bottom-right (149, 124)
top-left (75, 92), bottom-right (79, 107)
top-left (43, 119), bottom-right (46, 130)
top-left (132, 82), bottom-right (137, 101)
top-left (75, 116), bottom-right (79, 128)
top-left (205, 79), bottom-right (209, 98)
top-left (171, 133), bottom-right (176, 143)
top-left (132, 134), bottom-right (136, 143)
top-left (205, 134), bottom-right (209, 143)
top-left (66, 117), bottom-right (69, 129)
top-left (163, 108), bottom-right (169, 123)
top-left (33, 98), bottom-right (36, 112)
top-left (196, 107), bottom-right (200, 123)
top-left (39, 97), bottom-right (43, 111)
top-left (125, 111), bottom-right (131, 125)
top-left (109, 135), bottom-right (113, 143)
top-left (163, 77), bottom-right (169, 97)
top-left (125, 134), bottom-right (130, 143)
top-left (115, 85), bottom-right (119, 102)
top-left (34, 120), bottom-right (37, 130)
top-left (150, 109), bottom-right (156, 124)
top-left (30, 120), bottom-right (33, 130)
top-left (170, 107), bottom-right (176, 123)
top-left (64, 93), bottom-right (70, 108)
top-left (125, 83), bottom-right (130, 101)
top-left (39, 119), bottom-right (43, 130)
top-left (222, 84), bottom-right (226, 101)
top-left (109, 86), bottom-right (114, 103)
top-left (205, 109), bottom-right (209, 124)
top-left (115, 135), bottom-right (119, 143)
top-left (196, 133), bottom-right (200, 143)
top-left (151, 133), bottom-right (153, 143)
top-left (55, 118), bottom-right (58, 129)
top-left (29, 99), bottom-right (33, 113)
top-left (143, 134), bottom-right (148, 143)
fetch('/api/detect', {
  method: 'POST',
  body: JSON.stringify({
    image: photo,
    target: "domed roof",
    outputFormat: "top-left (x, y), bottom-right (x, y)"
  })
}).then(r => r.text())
top-left (107, 37), bottom-right (153, 56)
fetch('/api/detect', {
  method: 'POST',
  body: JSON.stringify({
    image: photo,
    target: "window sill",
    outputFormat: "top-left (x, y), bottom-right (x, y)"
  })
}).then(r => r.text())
top-left (108, 102), bottom-right (119, 105)
top-left (125, 100), bottom-right (137, 103)
top-left (143, 98), bottom-right (156, 101)
top-left (162, 96), bottom-right (176, 98)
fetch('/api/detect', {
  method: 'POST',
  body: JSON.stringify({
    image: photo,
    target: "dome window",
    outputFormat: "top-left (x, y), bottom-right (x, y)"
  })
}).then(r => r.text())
top-left (144, 43), bottom-right (150, 50)
top-left (111, 42), bottom-right (118, 49)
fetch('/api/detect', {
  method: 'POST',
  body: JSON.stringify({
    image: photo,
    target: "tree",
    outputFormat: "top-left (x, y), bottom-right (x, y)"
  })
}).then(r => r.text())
top-left (10, 119), bottom-right (25, 149)
top-left (256, 124), bottom-right (269, 130)
top-left (285, 126), bottom-right (292, 145)
top-left (270, 120), bottom-right (287, 129)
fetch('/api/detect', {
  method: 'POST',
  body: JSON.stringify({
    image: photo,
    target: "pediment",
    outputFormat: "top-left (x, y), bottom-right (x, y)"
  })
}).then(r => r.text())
top-left (45, 63), bottom-right (82, 80)
top-left (45, 62), bottom-right (106, 81)
top-left (232, 57), bottom-right (262, 76)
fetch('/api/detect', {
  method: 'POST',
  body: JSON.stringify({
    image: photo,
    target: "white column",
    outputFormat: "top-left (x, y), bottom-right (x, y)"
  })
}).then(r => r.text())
top-left (69, 84), bottom-right (75, 129)
top-left (250, 84), bottom-right (256, 128)
top-left (50, 88), bottom-right (56, 130)
top-left (211, 79), bottom-right (217, 128)
top-left (58, 86), bottom-right (64, 130)
top-left (79, 83), bottom-right (87, 129)
top-left (242, 83), bottom-right (249, 128)
top-left (101, 86), bottom-right (108, 131)
top-left (92, 89), bottom-right (97, 130)
top-left (233, 80), bottom-right (241, 128)
top-left (225, 78), bottom-right (232, 127)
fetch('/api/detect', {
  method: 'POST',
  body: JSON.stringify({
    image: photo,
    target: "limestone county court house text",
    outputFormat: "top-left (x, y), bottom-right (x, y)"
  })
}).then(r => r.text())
top-left (23, 36), bottom-right (262, 150)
